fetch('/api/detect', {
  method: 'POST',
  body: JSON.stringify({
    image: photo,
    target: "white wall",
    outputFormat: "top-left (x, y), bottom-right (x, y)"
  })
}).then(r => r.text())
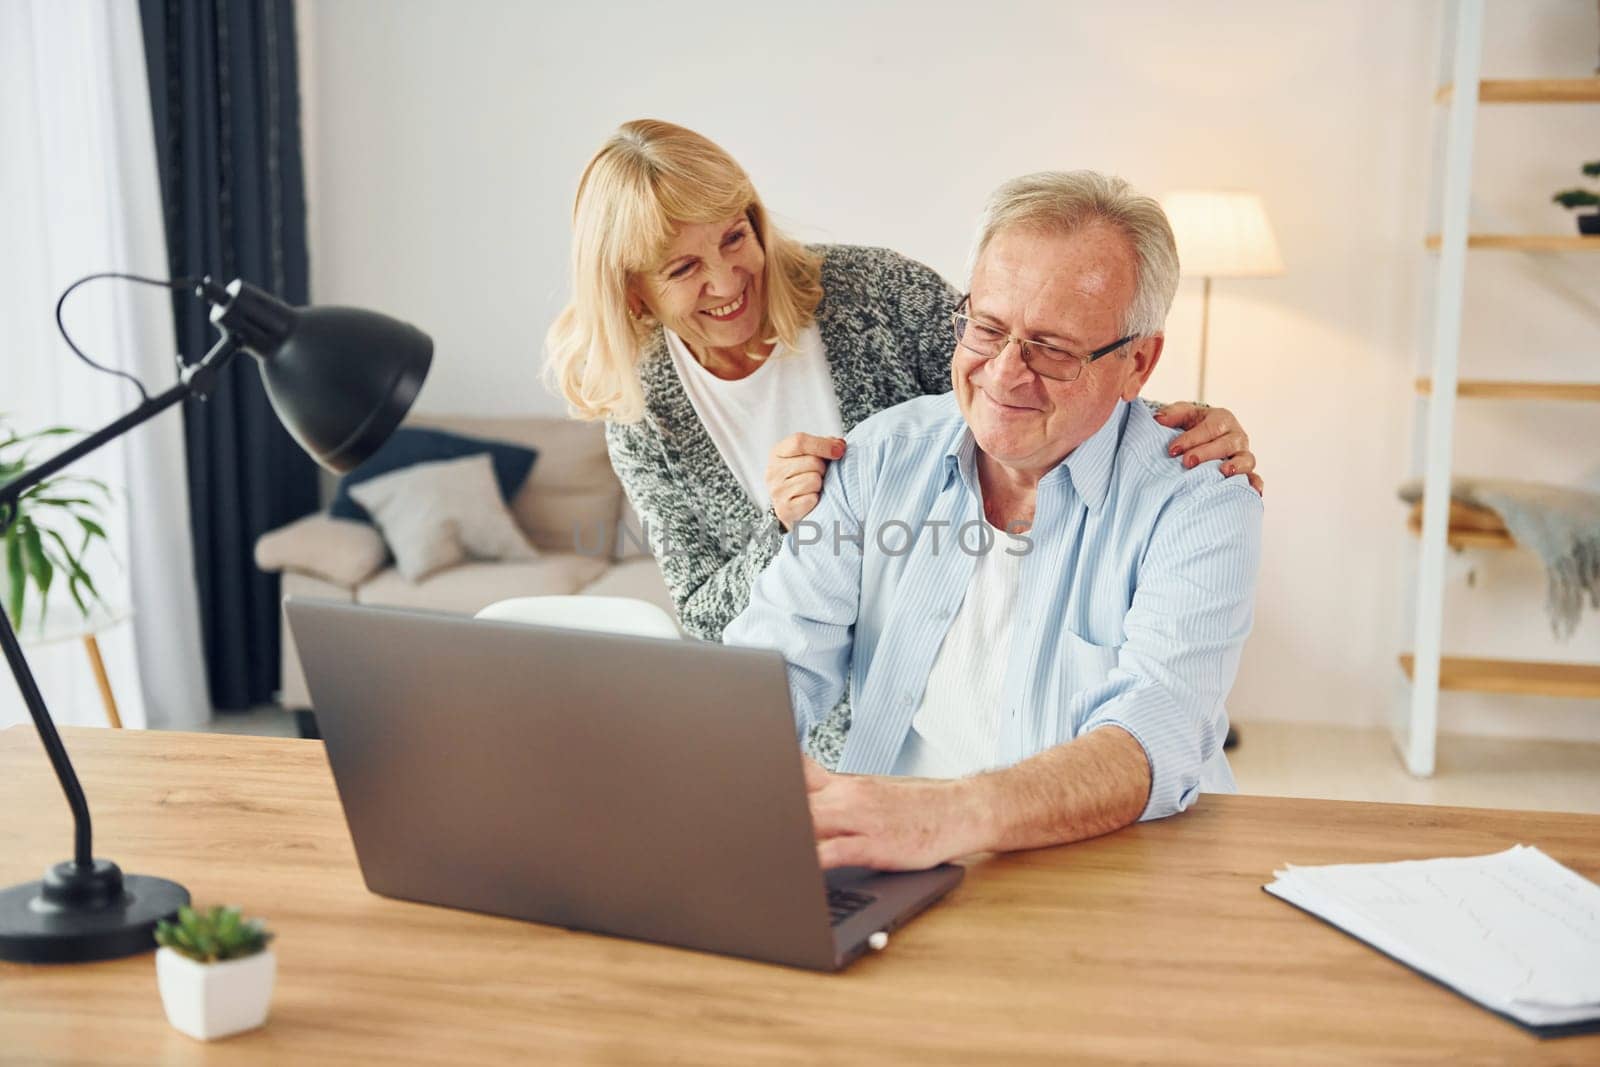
top-left (297, 0), bottom-right (1600, 743)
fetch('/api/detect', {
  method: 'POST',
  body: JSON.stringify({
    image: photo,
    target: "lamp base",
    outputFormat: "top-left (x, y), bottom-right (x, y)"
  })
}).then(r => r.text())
top-left (0, 858), bottom-right (189, 963)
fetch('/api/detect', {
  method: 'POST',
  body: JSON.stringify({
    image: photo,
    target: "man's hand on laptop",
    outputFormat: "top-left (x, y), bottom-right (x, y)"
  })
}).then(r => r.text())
top-left (802, 757), bottom-right (988, 872)
top-left (799, 727), bottom-right (1153, 870)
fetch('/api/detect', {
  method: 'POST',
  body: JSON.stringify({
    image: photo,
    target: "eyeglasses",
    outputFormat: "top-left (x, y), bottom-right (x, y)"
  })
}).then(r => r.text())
top-left (950, 297), bottom-right (1134, 382)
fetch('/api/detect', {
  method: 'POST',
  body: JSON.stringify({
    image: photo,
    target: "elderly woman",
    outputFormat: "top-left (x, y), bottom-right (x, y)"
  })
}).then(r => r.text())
top-left (546, 120), bottom-right (1261, 760)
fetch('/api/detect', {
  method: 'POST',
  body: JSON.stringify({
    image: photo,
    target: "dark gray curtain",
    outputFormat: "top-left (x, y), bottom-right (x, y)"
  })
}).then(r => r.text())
top-left (139, 0), bottom-right (318, 709)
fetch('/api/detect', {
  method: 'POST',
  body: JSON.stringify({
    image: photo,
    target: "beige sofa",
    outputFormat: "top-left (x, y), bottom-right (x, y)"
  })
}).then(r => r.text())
top-left (255, 414), bottom-right (673, 712)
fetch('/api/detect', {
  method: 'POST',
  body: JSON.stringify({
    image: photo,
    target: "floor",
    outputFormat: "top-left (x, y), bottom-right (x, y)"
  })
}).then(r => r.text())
top-left (197, 709), bottom-right (1600, 815)
top-left (1226, 720), bottom-right (1600, 815)
top-left (202, 705), bottom-right (299, 738)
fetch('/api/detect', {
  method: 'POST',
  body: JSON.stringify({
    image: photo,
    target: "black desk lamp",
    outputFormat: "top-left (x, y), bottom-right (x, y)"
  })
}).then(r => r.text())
top-left (0, 277), bottom-right (431, 963)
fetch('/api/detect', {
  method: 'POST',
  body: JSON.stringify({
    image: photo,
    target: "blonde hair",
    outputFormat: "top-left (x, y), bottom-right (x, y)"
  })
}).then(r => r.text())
top-left (968, 171), bottom-right (1179, 338)
top-left (544, 120), bottom-right (823, 422)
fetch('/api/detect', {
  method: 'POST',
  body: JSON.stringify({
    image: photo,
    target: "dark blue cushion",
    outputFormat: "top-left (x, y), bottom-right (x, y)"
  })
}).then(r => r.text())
top-left (329, 428), bottom-right (539, 524)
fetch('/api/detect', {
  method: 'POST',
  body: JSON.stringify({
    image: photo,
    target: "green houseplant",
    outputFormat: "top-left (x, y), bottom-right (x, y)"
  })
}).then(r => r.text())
top-left (154, 905), bottom-right (274, 963)
top-left (1552, 160), bottom-right (1600, 236)
top-left (0, 418), bottom-right (111, 630)
top-left (154, 906), bottom-right (277, 1041)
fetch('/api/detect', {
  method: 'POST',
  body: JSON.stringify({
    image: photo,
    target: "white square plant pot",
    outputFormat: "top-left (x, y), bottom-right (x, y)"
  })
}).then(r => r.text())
top-left (156, 946), bottom-right (277, 1041)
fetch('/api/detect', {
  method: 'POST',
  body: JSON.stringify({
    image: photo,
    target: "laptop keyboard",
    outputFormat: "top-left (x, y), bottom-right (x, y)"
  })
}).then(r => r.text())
top-left (827, 887), bottom-right (877, 926)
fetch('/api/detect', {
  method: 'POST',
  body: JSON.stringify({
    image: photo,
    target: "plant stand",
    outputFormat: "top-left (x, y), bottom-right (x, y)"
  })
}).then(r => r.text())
top-left (13, 606), bottom-right (132, 730)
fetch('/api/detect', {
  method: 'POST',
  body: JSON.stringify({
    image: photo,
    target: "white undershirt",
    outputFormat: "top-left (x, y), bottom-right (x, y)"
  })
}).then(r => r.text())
top-left (893, 537), bottom-right (1026, 778)
top-left (664, 323), bottom-right (843, 507)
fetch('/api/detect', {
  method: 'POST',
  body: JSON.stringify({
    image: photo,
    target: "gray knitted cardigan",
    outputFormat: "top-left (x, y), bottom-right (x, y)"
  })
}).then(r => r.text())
top-left (604, 245), bottom-right (956, 761)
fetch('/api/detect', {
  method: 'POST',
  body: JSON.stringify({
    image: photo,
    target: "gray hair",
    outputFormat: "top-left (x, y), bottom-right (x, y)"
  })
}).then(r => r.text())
top-left (966, 171), bottom-right (1179, 338)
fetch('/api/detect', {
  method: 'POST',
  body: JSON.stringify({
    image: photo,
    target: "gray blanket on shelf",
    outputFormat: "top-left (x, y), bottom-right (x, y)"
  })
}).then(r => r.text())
top-left (1399, 477), bottom-right (1600, 640)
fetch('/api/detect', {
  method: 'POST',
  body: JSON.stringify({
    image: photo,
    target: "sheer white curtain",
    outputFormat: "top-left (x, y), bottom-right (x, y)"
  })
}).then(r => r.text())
top-left (0, 1), bottom-right (209, 730)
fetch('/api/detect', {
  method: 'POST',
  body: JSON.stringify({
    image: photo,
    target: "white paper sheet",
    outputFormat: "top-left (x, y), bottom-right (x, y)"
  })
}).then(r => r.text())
top-left (1264, 845), bottom-right (1600, 1028)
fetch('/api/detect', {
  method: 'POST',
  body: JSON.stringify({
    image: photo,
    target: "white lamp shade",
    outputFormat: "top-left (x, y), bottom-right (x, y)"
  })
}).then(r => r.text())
top-left (1160, 190), bottom-right (1285, 278)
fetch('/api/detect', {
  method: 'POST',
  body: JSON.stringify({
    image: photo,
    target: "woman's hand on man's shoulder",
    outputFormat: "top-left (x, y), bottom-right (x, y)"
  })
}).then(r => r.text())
top-left (766, 432), bottom-right (847, 529)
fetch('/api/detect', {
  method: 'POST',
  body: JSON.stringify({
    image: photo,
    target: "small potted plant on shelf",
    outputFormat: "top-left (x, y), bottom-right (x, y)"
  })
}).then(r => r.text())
top-left (1552, 160), bottom-right (1600, 235)
top-left (154, 905), bottom-right (277, 1041)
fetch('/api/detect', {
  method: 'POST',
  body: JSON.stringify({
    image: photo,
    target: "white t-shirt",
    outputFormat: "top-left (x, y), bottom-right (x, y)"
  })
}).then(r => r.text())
top-left (893, 538), bottom-right (1026, 778)
top-left (664, 324), bottom-right (844, 507)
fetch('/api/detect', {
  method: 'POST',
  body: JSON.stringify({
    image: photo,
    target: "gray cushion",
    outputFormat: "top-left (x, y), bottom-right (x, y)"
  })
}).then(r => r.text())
top-left (350, 453), bottom-right (537, 581)
top-left (411, 415), bottom-right (624, 557)
top-left (329, 427), bottom-right (537, 524)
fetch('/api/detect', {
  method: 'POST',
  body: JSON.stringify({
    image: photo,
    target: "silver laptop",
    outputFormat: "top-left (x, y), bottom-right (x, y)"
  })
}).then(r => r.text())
top-left (286, 598), bottom-right (963, 971)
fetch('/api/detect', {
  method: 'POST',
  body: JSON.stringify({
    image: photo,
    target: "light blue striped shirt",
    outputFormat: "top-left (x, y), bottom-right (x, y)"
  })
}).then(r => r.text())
top-left (723, 393), bottom-right (1262, 821)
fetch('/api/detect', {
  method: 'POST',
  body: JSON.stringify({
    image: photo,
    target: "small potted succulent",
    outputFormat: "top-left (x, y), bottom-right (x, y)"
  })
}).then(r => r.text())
top-left (1552, 160), bottom-right (1600, 235)
top-left (154, 905), bottom-right (277, 1041)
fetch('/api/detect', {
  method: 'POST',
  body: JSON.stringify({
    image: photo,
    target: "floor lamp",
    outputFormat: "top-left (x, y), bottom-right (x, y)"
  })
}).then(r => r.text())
top-left (1159, 190), bottom-right (1285, 403)
top-left (1160, 191), bottom-right (1283, 750)
top-left (0, 276), bottom-right (431, 963)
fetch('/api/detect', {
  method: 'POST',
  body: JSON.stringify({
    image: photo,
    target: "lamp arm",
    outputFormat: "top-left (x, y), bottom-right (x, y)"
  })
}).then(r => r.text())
top-left (0, 332), bottom-right (242, 868)
top-left (1, 334), bottom-right (241, 510)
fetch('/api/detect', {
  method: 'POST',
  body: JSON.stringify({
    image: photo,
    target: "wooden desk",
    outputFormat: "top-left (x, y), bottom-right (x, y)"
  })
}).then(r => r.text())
top-left (3, 726), bottom-right (1598, 1064)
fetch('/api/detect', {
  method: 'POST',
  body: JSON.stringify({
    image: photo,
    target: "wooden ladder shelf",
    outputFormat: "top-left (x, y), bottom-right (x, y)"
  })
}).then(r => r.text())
top-left (1405, 500), bottom-right (1514, 550)
top-left (1399, 655), bottom-right (1600, 700)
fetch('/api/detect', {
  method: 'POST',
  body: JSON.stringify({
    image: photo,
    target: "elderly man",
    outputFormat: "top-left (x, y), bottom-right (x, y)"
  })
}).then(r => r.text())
top-left (723, 171), bottom-right (1263, 871)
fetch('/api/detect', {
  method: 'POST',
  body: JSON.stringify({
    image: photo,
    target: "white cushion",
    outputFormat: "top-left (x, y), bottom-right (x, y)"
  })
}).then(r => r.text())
top-left (349, 453), bottom-right (537, 582)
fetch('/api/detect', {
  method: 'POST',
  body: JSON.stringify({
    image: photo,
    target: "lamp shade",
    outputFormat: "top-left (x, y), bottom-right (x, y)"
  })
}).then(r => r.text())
top-left (1160, 190), bottom-right (1285, 278)
top-left (208, 279), bottom-right (432, 473)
